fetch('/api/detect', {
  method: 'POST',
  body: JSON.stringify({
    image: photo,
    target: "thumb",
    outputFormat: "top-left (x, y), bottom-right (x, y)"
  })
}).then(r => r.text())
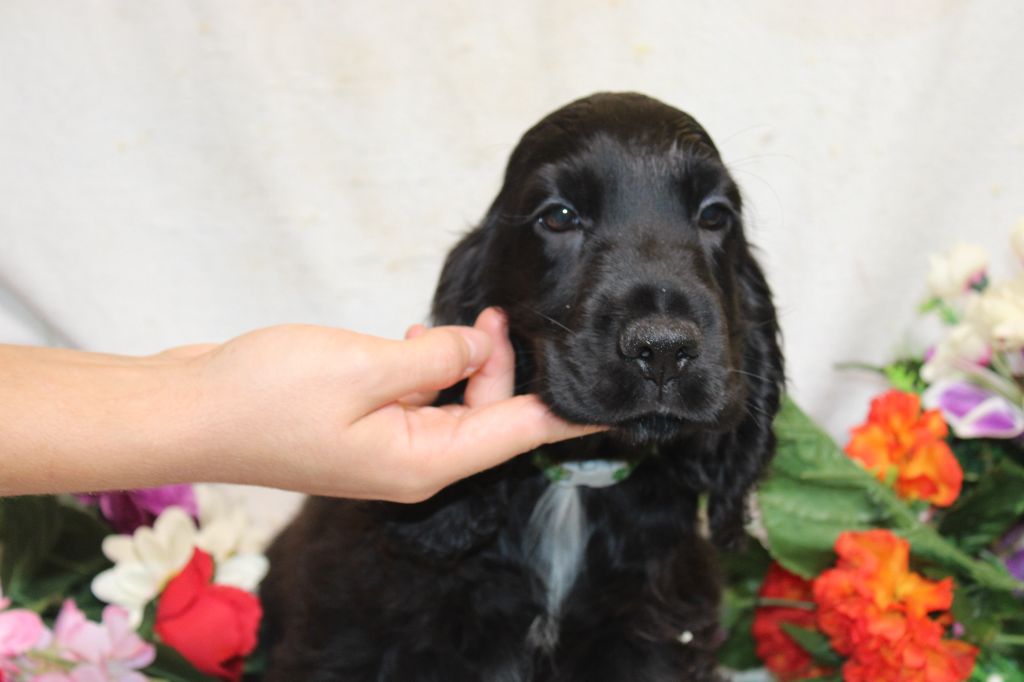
top-left (353, 326), bottom-right (492, 415)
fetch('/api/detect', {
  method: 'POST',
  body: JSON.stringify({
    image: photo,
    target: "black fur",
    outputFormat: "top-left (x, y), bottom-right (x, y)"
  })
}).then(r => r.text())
top-left (261, 92), bottom-right (784, 681)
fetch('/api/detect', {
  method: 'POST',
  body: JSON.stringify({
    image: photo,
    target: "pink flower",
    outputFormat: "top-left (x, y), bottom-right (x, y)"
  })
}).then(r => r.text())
top-left (43, 600), bottom-right (155, 681)
top-left (0, 597), bottom-right (49, 659)
top-left (33, 667), bottom-right (147, 682)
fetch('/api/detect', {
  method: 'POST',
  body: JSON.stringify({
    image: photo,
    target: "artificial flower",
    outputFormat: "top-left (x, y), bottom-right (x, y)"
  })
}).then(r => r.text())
top-left (967, 274), bottom-right (1024, 352)
top-left (76, 485), bottom-right (198, 534)
top-left (921, 323), bottom-right (990, 383)
top-left (193, 485), bottom-right (268, 563)
top-left (0, 599), bottom-right (153, 682)
top-left (91, 507), bottom-right (197, 626)
top-left (845, 390), bottom-right (964, 506)
top-left (813, 530), bottom-right (977, 682)
top-left (1007, 549), bottom-right (1024, 583)
top-left (838, 615), bottom-right (977, 682)
top-left (91, 488), bottom-right (268, 627)
top-left (999, 524), bottom-right (1024, 582)
top-left (47, 600), bottom-right (154, 681)
top-left (752, 562), bottom-right (834, 681)
top-left (830, 530), bottom-right (953, 617)
top-left (926, 243), bottom-right (989, 300)
top-left (155, 549), bottom-right (262, 681)
top-left (0, 589), bottom-right (49, 658)
top-left (923, 380), bottom-right (1024, 439)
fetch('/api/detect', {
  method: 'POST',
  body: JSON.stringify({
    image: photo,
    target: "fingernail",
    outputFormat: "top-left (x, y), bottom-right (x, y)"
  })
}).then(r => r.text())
top-left (459, 327), bottom-right (492, 374)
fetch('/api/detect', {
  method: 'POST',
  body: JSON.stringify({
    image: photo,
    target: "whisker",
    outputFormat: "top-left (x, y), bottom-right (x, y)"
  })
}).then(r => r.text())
top-left (743, 400), bottom-right (773, 420)
top-left (728, 369), bottom-right (773, 383)
top-left (513, 377), bottom-right (543, 392)
top-left (521, 307), bottom-right (573, 334)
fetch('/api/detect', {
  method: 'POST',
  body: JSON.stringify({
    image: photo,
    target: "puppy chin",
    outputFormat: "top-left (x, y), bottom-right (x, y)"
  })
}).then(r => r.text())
top-left (612, 414), bottom-right (688, 446)
top-left (538, 379), bottom-right (740, 445)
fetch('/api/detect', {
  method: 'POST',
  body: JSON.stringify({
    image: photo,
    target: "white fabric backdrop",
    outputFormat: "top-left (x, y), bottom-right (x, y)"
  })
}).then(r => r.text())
top-left (2, 1), bottom-right (1022, 532)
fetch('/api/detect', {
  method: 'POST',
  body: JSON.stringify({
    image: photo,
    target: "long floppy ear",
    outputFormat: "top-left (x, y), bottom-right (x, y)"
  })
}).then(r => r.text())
top-left (704, 250), bottom-right (785, 549)
top-left (431, 224), bottom-right (492, 326)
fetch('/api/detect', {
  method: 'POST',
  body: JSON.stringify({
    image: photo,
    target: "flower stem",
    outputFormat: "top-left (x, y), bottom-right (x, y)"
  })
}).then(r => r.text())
top-left (834, 361), bottom-right (885, 375)
top-left (994, 633), bottom-right (1024, 647)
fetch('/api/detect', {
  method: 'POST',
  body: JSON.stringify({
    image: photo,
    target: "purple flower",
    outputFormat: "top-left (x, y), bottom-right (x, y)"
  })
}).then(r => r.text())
top-left (922, 380), bottom-right (1024, 439)
top-left (1007, 549), bottom-right (1024, 582)
top-left (76, 485), bottom-right (198, 534)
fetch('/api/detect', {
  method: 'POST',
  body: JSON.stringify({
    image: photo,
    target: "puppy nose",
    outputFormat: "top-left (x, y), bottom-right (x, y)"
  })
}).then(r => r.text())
top-left (618, 315), bottom-right (702, 387)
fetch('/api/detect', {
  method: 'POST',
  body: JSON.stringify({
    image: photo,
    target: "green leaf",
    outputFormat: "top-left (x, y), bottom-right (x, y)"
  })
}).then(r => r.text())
top-left (717, 605), bottom-right (759, 670)
top-left (919, 297), bottom-right (960, 325)
top-left (0, 496), bottom-right (63, 597)
top-left (760, 399), bottom-right (883, 577)
top-left (950, 584), bottom-right (1024, 647)
top-left (761, 398), bottom-right (1024, 593)
top-left (968, 650), bottom-right (1024, 682)
top-left (779, 623), bottom-right (843, 668)
top-left (144, 644), bottom-right (219, 682)
top-left (717, 540), bottom-right (771, 670)
top-left (0, 496), bottom-right (111, 613)
top-left (940, 458), bottom-right (1024, 553)
top-left (882, 358), bottom-right (927, 394)
top-left (758, 474), bottom-right (879, 577)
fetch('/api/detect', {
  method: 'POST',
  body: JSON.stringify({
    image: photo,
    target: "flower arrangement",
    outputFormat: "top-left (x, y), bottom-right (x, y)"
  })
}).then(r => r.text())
top-left (722, 223), bottom-right (1024, 681)
top-left (0, 485), bottom-right (268, 681)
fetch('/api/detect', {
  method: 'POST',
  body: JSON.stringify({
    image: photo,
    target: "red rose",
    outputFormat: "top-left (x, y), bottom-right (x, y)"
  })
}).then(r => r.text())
top-left (155, 548), bottom-right (262, 681)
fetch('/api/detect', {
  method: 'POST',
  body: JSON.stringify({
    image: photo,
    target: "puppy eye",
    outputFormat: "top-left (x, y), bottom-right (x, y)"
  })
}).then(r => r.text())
top-left (697, 203), bottom-right (731, 230)
top-left (538, 205), bottom-right (581, 232)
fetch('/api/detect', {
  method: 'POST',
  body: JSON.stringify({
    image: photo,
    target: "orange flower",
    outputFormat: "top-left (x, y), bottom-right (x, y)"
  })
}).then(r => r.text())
top-left (813, 530), bottom-right (978, 682)
top-left (845, 390), bottom-right (963, 506)
top-left (831, 530), bottom-right (953, 617)
top-left (752, 563), bottom-right (835, 681)
top-left (842, 615), bottom-right (977, 682)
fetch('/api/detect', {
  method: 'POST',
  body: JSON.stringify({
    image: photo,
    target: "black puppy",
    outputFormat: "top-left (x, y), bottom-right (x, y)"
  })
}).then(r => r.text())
top-left (261, 92), bottom-right (784, 681)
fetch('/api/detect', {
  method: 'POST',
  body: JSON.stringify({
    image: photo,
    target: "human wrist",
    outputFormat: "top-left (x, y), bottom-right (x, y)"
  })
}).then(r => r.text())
top-left (0, 345), bottom-right (210, 495)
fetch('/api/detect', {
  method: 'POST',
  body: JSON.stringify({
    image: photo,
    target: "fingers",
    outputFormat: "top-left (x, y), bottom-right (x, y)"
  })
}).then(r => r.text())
top-left (463, 308), bottom-right (516, 408)
top-left (393, 307), bottom-right (514, 409)
top-left (156, 343), bottom-right (219, 359)
top-left (397, 324), bottom-right (439, 407)
top-left (352, 324), bottom-right (492, 416)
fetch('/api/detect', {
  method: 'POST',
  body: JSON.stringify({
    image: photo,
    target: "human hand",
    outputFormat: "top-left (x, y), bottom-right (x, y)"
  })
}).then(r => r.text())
top-left (182, 309), bottom-right (602, 502)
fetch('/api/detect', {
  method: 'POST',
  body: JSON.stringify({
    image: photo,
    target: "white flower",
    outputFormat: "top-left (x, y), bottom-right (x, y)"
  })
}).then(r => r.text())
top-left (926, 243), bottom-right (989, 300)
top-left (968, 274), bottom-right (1024, 351)
top-left (194, 484), bottom-right (269, 561)
top-left (92, 486), bottom-right (269, 626)
top-left (921, 322), bottom-right (990, 383)
top-left (1013, 218), bottom-right (1024, 263)
top-left (194, 485), bottom-right (269, 591)
top-left (92, 508), bottom-right (196, 627)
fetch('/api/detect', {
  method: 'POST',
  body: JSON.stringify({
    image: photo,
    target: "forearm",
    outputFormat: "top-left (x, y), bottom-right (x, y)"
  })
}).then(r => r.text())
top-left (0, 317), bottom-right (601, 501)
top-left (0, 344), bottom-right (207, 495)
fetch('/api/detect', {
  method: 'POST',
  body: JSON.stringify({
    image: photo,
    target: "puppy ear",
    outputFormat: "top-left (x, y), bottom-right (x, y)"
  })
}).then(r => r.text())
top-left (431, 225), bottom-right (491, 326)
top-left (704, 251), bottom-right (785, 549)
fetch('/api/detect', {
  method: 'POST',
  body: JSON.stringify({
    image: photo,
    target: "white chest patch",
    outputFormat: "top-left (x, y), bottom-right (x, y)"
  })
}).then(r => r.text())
top-left (523, 460), bottom-right (628, 651)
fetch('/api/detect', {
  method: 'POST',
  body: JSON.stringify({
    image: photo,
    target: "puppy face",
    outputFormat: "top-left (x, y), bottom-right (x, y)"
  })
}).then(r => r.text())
top-left (435, 93), bottom-right (770, 446)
